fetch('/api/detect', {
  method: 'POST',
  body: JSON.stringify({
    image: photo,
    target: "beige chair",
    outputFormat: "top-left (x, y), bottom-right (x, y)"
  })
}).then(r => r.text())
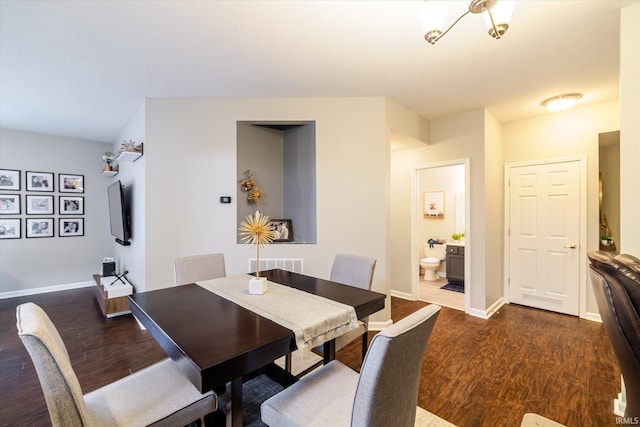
top-left (173, 252), bottom-right (226, 286)
top-left (261, 304), bottom-right (441, 427)
top-left (16, 302), bottom-right (217, 427)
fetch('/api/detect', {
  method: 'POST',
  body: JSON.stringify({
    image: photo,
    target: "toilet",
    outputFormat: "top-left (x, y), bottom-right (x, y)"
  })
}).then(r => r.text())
top-left (420, 243), bottom-right (446, 281)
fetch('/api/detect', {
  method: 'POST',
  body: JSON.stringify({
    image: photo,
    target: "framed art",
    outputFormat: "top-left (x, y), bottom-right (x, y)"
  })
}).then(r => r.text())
top-left (0, 218), bottom-right (21, 239)
top-left (26, 218), bottom-right (54, 238)
top-left (0, 194), bottom-right (20, 215)
top-left (424, 191), bottom-right (445, 219)
top-left (270, 219), bottom-right (293, 242)
top-left (59, 218), bottom-right (84, 237)
top-left (0, 169), bottom-right (20, 191)
top-left (26, 195), bottom-right (54, 215)
top-left (59, 196), bottom-right (84, 215)
top-left (59, 174), bottom-right (84, 193)
top-left (26, 171), bottom-right (54, 192)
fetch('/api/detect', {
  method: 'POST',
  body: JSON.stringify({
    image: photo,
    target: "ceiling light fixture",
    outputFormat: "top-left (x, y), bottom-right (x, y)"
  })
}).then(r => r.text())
top-left (541, 93), bottom-right (583, 113)
top-left (419, 0), bottom-right (514, 45)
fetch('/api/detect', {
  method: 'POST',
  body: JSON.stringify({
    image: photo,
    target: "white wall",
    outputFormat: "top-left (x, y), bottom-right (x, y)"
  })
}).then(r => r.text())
top-left (0, 128), bottom-right (113, 295)
top-left (502, 101), bottom-right (620, 316)
top-left (143, 97), bottom-right (391, 323)
top-left (620, 4), bottom-right (640, 256)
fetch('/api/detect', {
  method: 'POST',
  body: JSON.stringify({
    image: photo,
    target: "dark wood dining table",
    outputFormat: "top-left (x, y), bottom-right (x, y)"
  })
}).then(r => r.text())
top-left (128, 269), bottom-right (386, 427)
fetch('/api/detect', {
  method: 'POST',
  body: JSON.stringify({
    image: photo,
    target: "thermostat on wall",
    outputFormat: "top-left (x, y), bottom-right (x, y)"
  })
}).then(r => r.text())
top-left (220, 196), bottom-right (232, 204)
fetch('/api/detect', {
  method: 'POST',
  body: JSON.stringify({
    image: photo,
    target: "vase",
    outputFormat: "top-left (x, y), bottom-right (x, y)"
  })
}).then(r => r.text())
top-left (249, 277), bottom-right (267, 295)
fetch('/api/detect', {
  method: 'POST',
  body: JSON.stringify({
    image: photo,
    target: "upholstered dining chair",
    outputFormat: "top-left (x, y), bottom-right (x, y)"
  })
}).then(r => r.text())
top-left (174, 252), bottom-right (226, 286)
top-left (587, 251), bottom-right (640, 419)
top-left (16, 302), bottom-right (217, 427)
top-left (261, 304), bottom-right (441, 427)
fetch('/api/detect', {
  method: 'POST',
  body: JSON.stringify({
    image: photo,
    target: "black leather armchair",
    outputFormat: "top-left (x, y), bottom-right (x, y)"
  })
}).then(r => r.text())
top-left (588, 251), bottom-right (640, 419)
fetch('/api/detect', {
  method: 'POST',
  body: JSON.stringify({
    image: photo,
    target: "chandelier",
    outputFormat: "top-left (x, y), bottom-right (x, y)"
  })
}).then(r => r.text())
top-left (420, 0), bottom-right (515, 45)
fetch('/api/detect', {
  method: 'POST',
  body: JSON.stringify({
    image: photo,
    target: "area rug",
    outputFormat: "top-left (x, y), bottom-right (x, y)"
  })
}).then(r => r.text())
top-left (216, 374), bottom-right (284, 427)
top-left (440, 282), bottom-right (464, 293)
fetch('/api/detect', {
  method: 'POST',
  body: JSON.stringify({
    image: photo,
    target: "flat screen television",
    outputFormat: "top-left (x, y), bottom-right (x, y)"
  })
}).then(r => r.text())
top-left (107, 180), bottom-right (130, 246)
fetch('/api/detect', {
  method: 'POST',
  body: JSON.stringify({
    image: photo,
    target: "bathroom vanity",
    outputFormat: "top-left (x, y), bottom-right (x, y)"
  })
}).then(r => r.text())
top-left (446, 242), bottom-right (465, 285)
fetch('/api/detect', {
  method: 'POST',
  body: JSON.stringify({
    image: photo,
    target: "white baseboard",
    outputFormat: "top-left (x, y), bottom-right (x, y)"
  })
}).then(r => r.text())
top-left (583, 311), bottom-right (602, 323)
top-left (468, 297), bottom-right (505, 319)
top-left (0, 280), bottom-right (94, 299)
top-left (390, 289), bottom-right (416, 300)
top-left (369, 319), bottom-right (393, 331)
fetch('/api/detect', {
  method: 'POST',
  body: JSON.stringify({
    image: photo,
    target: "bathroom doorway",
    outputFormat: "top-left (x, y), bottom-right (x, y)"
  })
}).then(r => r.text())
top-left (411, 159), bottom-right (470, 312)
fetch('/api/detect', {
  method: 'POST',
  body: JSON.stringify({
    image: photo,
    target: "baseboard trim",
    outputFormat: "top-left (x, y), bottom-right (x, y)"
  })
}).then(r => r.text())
top-left (583, 311), bottom-right (602, 323)
top-left (368, 319), bottom-right (393, 331)
top-left (468, 297), bottom-right (505, 319)
top-left (390, 290), bottom-right (415, 300)
top-left (0, 280), bottom-right (94, 299)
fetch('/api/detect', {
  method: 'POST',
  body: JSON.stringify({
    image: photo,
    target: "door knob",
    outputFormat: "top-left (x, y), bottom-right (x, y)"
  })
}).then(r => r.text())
top-left (563, 243), bottom-right (577, 249)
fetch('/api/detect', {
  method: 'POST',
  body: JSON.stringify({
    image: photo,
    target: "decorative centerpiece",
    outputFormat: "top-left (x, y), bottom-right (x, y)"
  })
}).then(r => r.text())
top-left (239, 211), bottom-right (276, 294)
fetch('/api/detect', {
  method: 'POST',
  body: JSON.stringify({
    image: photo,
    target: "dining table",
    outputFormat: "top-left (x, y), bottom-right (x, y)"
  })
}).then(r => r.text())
top-left (128, 268), bottom-right (386, 427)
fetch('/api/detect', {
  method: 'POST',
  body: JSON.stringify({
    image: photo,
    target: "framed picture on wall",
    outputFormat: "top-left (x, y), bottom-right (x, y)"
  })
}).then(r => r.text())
top-left (26, 195), bottom-right (54, 215)
top-left (26, 218), bottom-right (54, 238)
top-left (0, 193), bottom-right (21, 214)
top-left (59, 174), bottom-right (84, 193)
top-left (59, 218), bottom-right (84, 237)
top-left (270, 219), bottom-right (293, 242)
top-left (59, 196), bottom-right (84, 215)
top-left (424, 191), bottom-right (445, 219)
top-left (0, 169), bottom-right (20, 191)
top-left (26, 171), bottom-right (54, 192)
top-left (0, 218), bottom-right (21, 239)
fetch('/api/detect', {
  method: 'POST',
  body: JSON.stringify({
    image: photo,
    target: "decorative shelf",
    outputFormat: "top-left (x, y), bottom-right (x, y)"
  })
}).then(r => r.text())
top-left (117, 151), bottom-right (143, 162)
top-left (102, 169), bottom-right (118, 177)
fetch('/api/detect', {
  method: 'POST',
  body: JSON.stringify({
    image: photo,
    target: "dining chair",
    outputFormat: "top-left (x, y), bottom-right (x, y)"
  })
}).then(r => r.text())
top-left (282, 253), bottom-right (376, 377)
top-left (16, 302), bottom-right (217, 427)
top-left (174, 252), bottom-right (226, 286)
top-left (587, 251), bottom-right (640, 420)
top-left (261, 304), bottom-right (441, 427)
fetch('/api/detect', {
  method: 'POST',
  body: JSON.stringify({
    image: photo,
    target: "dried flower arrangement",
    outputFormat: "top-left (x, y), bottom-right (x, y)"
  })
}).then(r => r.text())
top-left (238, 170), bottom-right (262, 204)
top-left (239, 211), bottom-right (275, 278)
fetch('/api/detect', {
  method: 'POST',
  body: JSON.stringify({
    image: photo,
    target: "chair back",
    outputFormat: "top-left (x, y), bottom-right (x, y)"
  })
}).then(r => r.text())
top-left (330, 253), bottom-right (376, 291)
top-left (588, 251), bottom-right (640, 418)
top-left (351, 304), bottom-right (440, 427)
top-left (174, 253), bottom-right (226, 286)
top-left (16, 302), bottom-right (88, 427)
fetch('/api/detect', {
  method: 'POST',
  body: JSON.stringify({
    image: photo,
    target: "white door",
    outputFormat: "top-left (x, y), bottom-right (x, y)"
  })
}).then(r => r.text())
top-left (508, 160), bottom-right (580, 315)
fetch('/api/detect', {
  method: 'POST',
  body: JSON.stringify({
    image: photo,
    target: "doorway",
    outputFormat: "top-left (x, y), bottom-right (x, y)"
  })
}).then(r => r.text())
top-left (411, 159), bottom-right (471, 312)
top-left (504, 156), bottom-right (587, 316)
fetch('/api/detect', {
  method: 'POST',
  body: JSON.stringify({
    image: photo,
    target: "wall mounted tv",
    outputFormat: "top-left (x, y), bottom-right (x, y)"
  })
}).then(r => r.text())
top-left (107, 180), bottom-right (131, 246)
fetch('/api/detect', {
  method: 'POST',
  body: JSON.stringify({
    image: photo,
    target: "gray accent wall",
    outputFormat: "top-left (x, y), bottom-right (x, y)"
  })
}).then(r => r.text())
top-left (0, 128), bottom-right (113, 294)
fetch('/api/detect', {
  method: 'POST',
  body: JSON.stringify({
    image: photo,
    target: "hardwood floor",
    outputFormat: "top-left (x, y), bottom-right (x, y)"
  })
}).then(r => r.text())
top-left (0, 287), bottom-right (619, 426)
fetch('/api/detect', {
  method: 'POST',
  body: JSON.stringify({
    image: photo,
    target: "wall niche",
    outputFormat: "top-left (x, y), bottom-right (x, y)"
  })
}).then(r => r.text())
top-left (237, 121), bottom-right (317, 244)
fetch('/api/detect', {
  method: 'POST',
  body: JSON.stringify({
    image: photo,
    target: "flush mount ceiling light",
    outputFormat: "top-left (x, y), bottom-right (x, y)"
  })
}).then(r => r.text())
top-left (541, 93), bottom-right (583, 112)
top-left (419, 0), bottom-right (514, 45)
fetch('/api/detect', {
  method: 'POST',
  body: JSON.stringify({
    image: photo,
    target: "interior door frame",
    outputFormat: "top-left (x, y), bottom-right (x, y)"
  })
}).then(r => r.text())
top-left (411, 158), bottom-right (471, 314)
top-left (503, 155), bottom-right (588, 318)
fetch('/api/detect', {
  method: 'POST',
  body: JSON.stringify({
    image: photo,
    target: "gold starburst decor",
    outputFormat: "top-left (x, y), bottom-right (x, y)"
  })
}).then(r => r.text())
top-left (239, 211), bottom-right (276, 294)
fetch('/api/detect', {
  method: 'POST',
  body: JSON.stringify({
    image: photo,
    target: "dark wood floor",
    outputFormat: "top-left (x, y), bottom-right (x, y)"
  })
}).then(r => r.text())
top-left (1, 287), bottom-right (620, 426)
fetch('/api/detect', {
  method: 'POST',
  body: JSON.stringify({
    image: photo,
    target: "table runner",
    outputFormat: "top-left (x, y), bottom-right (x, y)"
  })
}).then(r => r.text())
top-left (197, 274), bottom-right (358, 355)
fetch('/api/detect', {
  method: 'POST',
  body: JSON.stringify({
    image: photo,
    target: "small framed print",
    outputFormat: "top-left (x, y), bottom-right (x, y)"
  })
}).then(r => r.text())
top-left (59, 196), bottom-right (84, 215)
top-left (59, 218), bottom-right (84, 237)
top-left (0, 194), bottom-right (21, 214)
top-left (0, 169), bottom-right (20, 191)
top-left (0, 218), bottom-right (21, 239)
top-left (26, 218), bottom-right (54, 238)
top-left (26, 171), bottom-right (54, 192)
top-left (270, 219), bottom-right (293, 242)
top-left (26, 195), bottom-right (54, 215)
top-left (59, 174), bottom-right (84, 193)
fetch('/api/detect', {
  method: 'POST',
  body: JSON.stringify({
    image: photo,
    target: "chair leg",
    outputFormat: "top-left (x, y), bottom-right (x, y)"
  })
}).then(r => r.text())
top-left (285, 352), bottom-right (292, 373)
top-left (361, 332), bottom-right (368, 364)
